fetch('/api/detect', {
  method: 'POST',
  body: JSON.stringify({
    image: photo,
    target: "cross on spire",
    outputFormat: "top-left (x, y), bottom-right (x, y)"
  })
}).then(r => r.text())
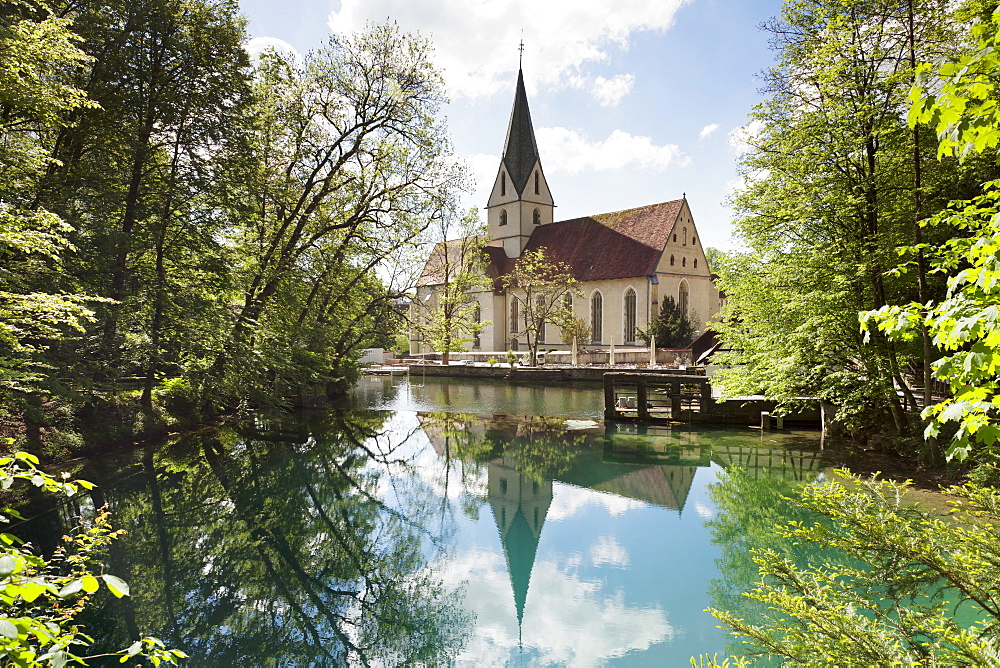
top-left (519, 32), bottom-right (524, 68)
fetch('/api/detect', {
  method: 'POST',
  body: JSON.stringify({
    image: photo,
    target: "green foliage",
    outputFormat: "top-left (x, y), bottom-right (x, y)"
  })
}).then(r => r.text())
top-left (706, 472), bottom-right (1000, 666)
top-left (412, 210), bottom-right (491, 363)
top-left (639, 297), bottom-right (694, 348)
top-left (559, 316), bottom-right (591, 347)
top-left (0, 449), bottom-right (184, 666)
top-left (501, 247), bottom-right (579, 366)
top-left (910, 7), bottom-right (1000, 159)
top-left (865, 5), bottom-right (1000, 460)
top-left (152, 377), bottom-right (199, 424)
top-left (713, 0), bottom-right (974, 442)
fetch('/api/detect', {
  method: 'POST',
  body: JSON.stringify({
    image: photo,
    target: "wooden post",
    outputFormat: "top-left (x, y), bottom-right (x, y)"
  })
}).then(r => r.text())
top-left (604, 375), bottom-right (618, 419)
top-left (637, 379), bottom-right (649, 420)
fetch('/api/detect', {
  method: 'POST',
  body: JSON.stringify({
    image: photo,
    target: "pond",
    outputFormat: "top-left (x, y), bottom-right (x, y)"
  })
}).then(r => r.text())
top-left (21, 376), bottom-right (833, 666)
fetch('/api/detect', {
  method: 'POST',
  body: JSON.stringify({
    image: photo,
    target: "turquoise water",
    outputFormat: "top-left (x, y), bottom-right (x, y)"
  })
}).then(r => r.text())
top-left (23, 376), bottom-right (830, 665)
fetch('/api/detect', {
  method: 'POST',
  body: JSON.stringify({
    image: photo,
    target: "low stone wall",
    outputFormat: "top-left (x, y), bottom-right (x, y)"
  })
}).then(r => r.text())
top-left (405, 363), bottom-right (704, 383)
top-left (413, 348), bottom-right (693, 366)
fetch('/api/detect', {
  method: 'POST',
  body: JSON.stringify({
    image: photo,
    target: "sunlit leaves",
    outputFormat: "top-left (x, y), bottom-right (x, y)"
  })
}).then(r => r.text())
top-left (706, 473), bottom-right (1000, 665)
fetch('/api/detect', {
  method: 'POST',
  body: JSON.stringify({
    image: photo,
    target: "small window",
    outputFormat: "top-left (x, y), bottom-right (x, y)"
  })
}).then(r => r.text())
top-left (673, 233), bottom-right (677, 242)
top-left (501, 171), bottom-right (506, 196)
top-left (499, 209), bottom-right (507, 226)
top-left (670, 255), bottom-right (675, 266)
top-left (533, 208), bottom-right (540, 225)
top-left (682, 257), bottom-right (687, 267)
top-left (534, 171), bottom-right (539, 194)
top-left (692, 236), bottom-right (697, 245)
top-left (682, 228), bottom-right (688, 246)
top-left (694, 258), bottom-right (698, 268)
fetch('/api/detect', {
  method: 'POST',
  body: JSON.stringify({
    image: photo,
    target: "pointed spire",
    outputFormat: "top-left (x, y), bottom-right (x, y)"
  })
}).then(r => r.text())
top-left (502, 69), bottom-right (540, 196)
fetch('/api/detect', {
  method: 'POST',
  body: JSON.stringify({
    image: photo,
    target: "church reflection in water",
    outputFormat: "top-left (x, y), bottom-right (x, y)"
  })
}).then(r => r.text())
top-left (419, 412), bottom-right (823, 640)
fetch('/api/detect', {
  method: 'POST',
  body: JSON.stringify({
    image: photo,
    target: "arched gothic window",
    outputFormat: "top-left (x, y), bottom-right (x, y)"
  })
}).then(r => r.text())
top-left (499, 209), bottom-right (507, 226)
top-left (694, 258), bottom-right (698, 268)
top-left (591, 292), bottom-right (603, 343)
top-left (682, 227), bottom-right (688, 246)
top-left (510, 299), bottom-right (519, 333)
top-left (473, 303), bottom-right (481, 348)
top-left (624, 288), bottom-right (637, 343)
top-left (678, 281), bottom-right (689, 317)
top-left (536, 296), bottom-right (546, 343)
top-left (533, 208), bottom-right (540, 225)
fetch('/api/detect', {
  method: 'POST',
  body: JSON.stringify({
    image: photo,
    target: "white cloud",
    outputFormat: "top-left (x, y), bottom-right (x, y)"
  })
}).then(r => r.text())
top-left (436, 548), bottom-right (673, 667)
top-left (591, 74), bottom-right (635, 107)
top-left (242, 36), bottom-right (303, 68)
top-left (699, 123), bottom-right (720, 140)
top-left (327, 0), bottom-right (691, 99)
top-left (536, 127), bottom-right (689, 174)
top-left (694, 501), bottom-right (714, 519)
top-left (547, 483), bottom-right (645, 521)
top-left (728, 119), bottom-right (764, 157)
top-left (590, 535), bottom-right (630, 569)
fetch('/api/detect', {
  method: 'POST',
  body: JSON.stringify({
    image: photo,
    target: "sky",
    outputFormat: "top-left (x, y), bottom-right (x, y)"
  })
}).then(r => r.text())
top-left (238, 0), bottom-right (785, 252)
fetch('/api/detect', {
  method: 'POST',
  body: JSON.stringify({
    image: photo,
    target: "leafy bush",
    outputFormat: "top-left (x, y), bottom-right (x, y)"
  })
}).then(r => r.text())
top-left (0, 447), bottom-right (186, 666)
top-left (153, 378), bottom-right (199, 423)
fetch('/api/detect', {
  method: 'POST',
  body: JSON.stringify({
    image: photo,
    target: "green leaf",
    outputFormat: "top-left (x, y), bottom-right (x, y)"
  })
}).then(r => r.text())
top-left (101, 574), bottom-right (129, 598)
top-left (80, 575), bottom-right (99, 593)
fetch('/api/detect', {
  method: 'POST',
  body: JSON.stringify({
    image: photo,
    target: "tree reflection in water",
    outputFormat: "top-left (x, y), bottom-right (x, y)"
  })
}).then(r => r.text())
top-left (66, 409), bottom-right (472, 666)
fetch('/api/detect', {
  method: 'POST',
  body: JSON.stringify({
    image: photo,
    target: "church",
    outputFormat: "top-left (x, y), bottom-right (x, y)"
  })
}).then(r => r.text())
top-left (411, 69), bottom-right (722, 355)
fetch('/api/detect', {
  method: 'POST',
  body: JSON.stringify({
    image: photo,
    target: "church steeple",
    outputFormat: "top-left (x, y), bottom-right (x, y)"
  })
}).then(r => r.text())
top-left (487, 68), bottom-right (555, 258)
top-left (502, 70), bottom-right (540, 197)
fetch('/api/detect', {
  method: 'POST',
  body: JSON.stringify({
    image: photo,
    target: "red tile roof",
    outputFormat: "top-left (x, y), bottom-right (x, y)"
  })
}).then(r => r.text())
top-left (421, 200), bottom-right (685, 288)
top-left (521, 200), bottom-right (683, 281)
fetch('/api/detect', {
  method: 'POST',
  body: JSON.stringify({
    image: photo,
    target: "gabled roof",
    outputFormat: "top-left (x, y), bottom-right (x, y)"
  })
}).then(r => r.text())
top-left (502, 69), bottom-right (540, 196)
top-left (416, 235), bottom-right (489, 287)
top-left (521, 200), bottom-right (683, 281)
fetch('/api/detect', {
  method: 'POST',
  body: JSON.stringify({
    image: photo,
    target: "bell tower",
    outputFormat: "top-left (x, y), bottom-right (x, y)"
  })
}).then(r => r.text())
top-left (486, 68), bottom-right (555, 258)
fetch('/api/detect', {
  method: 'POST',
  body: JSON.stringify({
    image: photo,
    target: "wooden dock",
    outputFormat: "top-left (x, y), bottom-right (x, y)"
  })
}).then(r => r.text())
top-left (603, 372), bottom-right (821, 428)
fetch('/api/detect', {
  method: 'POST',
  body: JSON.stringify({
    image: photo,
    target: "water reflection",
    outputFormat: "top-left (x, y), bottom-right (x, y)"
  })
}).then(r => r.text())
top-left (64, 410), bottom-right (472, 666)
top-left (412, 409), bottom-right (825, 665)
top-left (17, 378), bottom-right (833, 666)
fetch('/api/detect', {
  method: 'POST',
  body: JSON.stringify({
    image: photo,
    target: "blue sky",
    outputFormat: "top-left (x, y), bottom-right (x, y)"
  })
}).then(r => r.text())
top-left (239, 0), bottom-right (784, 251)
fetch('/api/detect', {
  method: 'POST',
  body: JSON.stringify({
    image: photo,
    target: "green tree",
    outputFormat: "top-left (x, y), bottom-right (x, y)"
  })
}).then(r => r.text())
top-left (501, 247), bottom-right (579, 366)
top-left (713, 0), bottom-right (971, 444)
top-left (865, 4), bottom-right (1000, 461)
top-left (412, 209), bottom-right (491, 364)
top-left (0, 1), bottom-right (99, 411)
top-left (699, 473), bottom-right (1000, 666)
top-left (201, 27), bottom-right (462, 408)
top-left (37, 0), bottom-right (251, 391)
top-left (559, 316), bottom-right (591, 347)
top-left (639, 296), bottom-right (694, 348)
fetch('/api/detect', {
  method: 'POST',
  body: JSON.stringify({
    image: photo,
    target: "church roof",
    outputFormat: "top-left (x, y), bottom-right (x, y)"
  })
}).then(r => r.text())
top-left (416, 235), bottom-right (489, 287)
top-left (502, 69), bottom-right (541, 196)
top-left (521, 199), bottom-right (684, 281)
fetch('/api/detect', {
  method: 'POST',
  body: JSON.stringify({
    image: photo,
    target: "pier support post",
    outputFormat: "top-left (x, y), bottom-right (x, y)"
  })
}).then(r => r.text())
top-left (637, 379), bottom-right (649, 420)
top-left (604, 376), bottom-right (618, 419)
